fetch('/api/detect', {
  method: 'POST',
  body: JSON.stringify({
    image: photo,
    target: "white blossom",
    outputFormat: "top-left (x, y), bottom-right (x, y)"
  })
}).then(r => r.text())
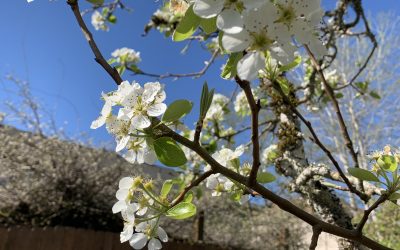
top-left (111, 48), bottom-right (141, 65)
top-left (129, 219), bottom-right (168, 250)
top-left (91, 11), bottom-right (109, 31)
top-left (193, 0), bottom-right (264, 34)
top-left (124, 138), bottom-right (156, 165)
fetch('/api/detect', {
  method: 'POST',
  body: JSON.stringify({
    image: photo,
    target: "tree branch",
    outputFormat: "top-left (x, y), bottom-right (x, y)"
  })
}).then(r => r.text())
top-left (356, 194), bottom-right (388, 233)
top-left (67, 0), bottom-right (123, 85)
top-left (235, 77), bottom-right (261, 187)
top-left (309, 226), bottom-right (322, 250)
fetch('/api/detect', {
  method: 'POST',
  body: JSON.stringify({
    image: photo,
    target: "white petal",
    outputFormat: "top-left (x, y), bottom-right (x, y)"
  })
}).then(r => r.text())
top-left (143, 148), bottom-right (157, 164)
top-left (148, 238), bottom-right (162, 250)
top-left (112, 200), bottom-right (127, 214)
top-left (116, 188), bottom-right (129, 201)
top-left (206, 174), bottom-right (219, 189)
top-left (116, 136), bottom-right (130, 152)
top-left (221, 31), bottom-right (251, 52)
top-left (143, 82), bottom-right (161, 103)
top-left (193, 0), bottom-right (223, 18)
top-left (119, 177), bottom-right (134, 189)
top-left (136, 148), bottom-right (145, 164)
top-left (237, 52), bottom-right (265, 81)
top-left (120, 224), bottom-right (134, 243)
top-left (124, 150), bottom-right (137, 164)
top-left (136, 206), bottom-right (148, 216)
top-left (243, 0), bottom-right (266, 9)
top-left (224, 180), bottom-right (234, 190)
top-left (131, 114), bottom-right (151, 129)
top-left (90, 116), bottom-right (106, 129)
top-left (217, 9), bottom-right (243, 34)
top-left (117, 107), bottom-right (133, 121)
top-left (157, 227), bottom-right (168, 242)
top-left (147, 103), bottom-right (167, 117)
top-left (129, 233), bottom-right (148, 249)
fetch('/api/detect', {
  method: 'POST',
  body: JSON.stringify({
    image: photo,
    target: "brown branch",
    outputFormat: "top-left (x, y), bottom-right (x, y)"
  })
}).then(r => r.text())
top-left (159, 125), bottom-right (391, 250)
top-left (356, 194), bottom-right (388, 233)
top-left (309, 226), bottom-right (322, 250)
top-left (272, 80), bottom-right (369, 202)
top-left (133, 49), bottom-right (219, 80)
top-left (305, 45), bottom-right (359, 170)
top-left (171, 170), bottom-right (214, 207)
top-left (235, 77), bottom-right (261, 187)
top-left (67, 0), bottom-right (123, 85)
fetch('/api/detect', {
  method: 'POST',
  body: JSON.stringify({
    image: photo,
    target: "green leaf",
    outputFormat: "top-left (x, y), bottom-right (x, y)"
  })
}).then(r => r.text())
top-left (389, 193), bottom-right (400, 201)
top-left (280, 56), bottom-right (301, 72)
top-left (221, 53), bottom-right (243, 79)
top-left (154, 137), bottom-right (187, 167)
top-left (162, 100), bottom-right (193, 122)
top-left (377, 155), bottom-right (398, 172)
top-left (86, 0), bottom-right (104, 5)
top-left (166, 202), bottom-right (196, 219)
top-left (256, 172), bottom-right (276, 184)
top-left (107, 58), bottom-right (117, 64)
top-left (348, 168), bottom-right (380, 182)
top-left (230, 191), bottom-right (242, 202)
top-left (160, 180), bottom-right (174, 198)
top-left (172, 5), bottom-right (201, 42)
top-left (335, 93), bottom-right (344, 99)
top-left (369, 91), bottom-right (381, 99)
top-left (199, 17), bottom-right (217, 34)
top-left (200, 82), bottom-right (214, 118)
top-left (183, 191), bottom-right (194, 203)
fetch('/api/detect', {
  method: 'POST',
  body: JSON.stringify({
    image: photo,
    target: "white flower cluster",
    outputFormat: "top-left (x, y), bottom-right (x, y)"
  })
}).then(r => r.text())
top-left (262, 144), bottom-right (279, 165)
top-left (204, 93), bottom-right (229, 122)
top-left (111, 48), bottom-right (142, 65)
top-left (113, 177), bottom-right (168, 250)
top-left (193, 0), bottom-right (326, 81)
top-left (90, 80), bottom-right (167, 164)
top-left (205, 145), bottom-right (250, 204)
top-left (91, 11), bottom-right (109, 31)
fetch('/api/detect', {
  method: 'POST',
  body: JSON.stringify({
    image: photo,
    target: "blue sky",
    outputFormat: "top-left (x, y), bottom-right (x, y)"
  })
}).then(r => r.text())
top-left (0, 0), bottom-right (399, 144)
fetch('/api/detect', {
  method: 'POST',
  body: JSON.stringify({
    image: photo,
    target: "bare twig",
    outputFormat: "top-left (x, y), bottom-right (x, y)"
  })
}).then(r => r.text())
top-left (235, 77), bottom-right (261, 187)
top-left (133, 49), bottom-right (219, 80)
top-left (171, 170), bottom-right (214, 207)
top-left (67, 0), bottom-right (123, 85)
top-left (356, 194), bottom-right (388, 233)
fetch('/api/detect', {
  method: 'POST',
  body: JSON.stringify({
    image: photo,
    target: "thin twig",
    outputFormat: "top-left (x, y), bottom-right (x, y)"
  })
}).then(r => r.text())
top-left (133, 49), bottom-right (219, 80)
top-left (235, 77), bottom-right (261, 187)
top-left (356, 194), bottom-right (388, 233)
top-left (67, 0), bottom-right (123, 85)
top-left (171, 170), bottom-right (214, 207)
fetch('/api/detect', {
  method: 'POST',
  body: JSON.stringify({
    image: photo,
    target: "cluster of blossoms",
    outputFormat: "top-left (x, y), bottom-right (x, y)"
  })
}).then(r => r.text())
top-left (111, 48), bottom-right (142, 65)
top-left (192, 0), bottom-right (326, 81)
top-left (91, 11), bottom-right (109, 31)
top-left (112, 176), bottom-right (169, 250)
top-left (204, 93), bottom-right (229, 123)
top-left (262, 144), bottom-right (279, 165)
top-left (90, 80), bottom-right (167, 164)
top-left (205, 145), bottom-right (251, 204)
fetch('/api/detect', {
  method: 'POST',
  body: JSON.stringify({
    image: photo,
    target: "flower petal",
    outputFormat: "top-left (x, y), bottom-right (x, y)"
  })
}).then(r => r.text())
top-left (124, 150), bottom-right (137, 164)
top-left (221, 31), bottom-right (251, 52)
top-left (90, 116), bottom-right (106, 129)
top-left (237, 52), bottom-right (265, 81)
top-left (112, 200), bottom-right (127, 214)
top-left (120, 224), bottom-right (134, 243)
top-left (193, 0), bottom-right (223, 18)
top-left (129, 233), bottom-right (148, 249)
top-left (147, 103), bottom-right (167, 117)
top-left (116, 188), bottom-right (129, 201)
top-left (157, 227), bottom-right (168, 243)
top-left (148, 238), bottom-right (162, 250)
top-left (131, 114), bottom-right (151, 129)
top-left (217, 9), bottom-right (243, 34)
top-left (116, 135), bottom-right (130, 152)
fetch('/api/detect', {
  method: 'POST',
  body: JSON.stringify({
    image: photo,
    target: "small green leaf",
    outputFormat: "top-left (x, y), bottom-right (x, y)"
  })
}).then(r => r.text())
top-left (86, 0), bottom-right (104, 5)
top-left (348, 168), bottom-right (380, 182)
top-left (280, 56), bottom-right (301, 72)
top-left (200, 82), bottom-right (214, 118)
top-left (377, 155), bottom-right (398, 172)
top-left (199, 17), bottom-right (217, 34)
top-left (172, 5), bottom-right (201, 42)
top-left (107, 58), bottom-right (117, 64)
top-left (230, 191), bottom-right (242, 202)
top-left (389, 192), bottom-right (400, 201)
top-left (369, 91), bottom-right (381, 100)
top-left (166, 202), bottom-right (196, 219)
top-left (183, 191), bottom-right (194, 203)
top-left (221, 53), bottom-right (243, 79)
top-left (154, 137), bottom-right (187, 167)
top-left (161, 180), bottom-right (174, 198)
top-left (335, 93), bottom-right (344, 99)
top-left (162, 100), bottom-right (193, 123)
top-left (256, 172), bottom-right (276, 184)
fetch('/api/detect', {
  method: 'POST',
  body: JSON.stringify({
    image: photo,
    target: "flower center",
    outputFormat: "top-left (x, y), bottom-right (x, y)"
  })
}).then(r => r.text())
top-left (250, 30), bottom-right (273, 51)
top-left (276, 3), bottom-right (297, 27)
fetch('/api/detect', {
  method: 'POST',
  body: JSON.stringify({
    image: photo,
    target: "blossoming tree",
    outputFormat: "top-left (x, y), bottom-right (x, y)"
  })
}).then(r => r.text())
top-left (28, 0), bottom-right (400, 249)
